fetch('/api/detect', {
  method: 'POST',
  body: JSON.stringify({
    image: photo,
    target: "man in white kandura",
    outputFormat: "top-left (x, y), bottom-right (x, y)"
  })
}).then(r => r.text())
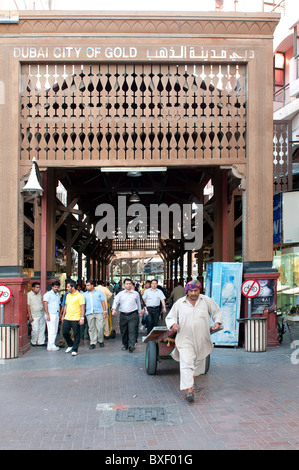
top-left (165, 280), bottom-right (222, 403)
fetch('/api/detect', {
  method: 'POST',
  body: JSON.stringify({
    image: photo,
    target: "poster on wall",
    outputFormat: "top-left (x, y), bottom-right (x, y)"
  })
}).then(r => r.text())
top-left (251, 279), bottom-right (275, 315)
top-left (273, 192), bottom-right (282, 245)
top-left (205, 262), bottom-right (243, 346)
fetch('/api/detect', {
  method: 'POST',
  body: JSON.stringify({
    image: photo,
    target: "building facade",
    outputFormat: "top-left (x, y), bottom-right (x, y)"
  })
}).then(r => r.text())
top-left (271, 1), bottom-right (299, 307)
top-left (0, 10), bottom-right (280, 352)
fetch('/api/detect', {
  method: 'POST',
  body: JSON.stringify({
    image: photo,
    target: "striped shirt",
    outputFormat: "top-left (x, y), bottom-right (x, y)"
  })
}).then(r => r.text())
top-left (112, 289), bottom-right (142, 314)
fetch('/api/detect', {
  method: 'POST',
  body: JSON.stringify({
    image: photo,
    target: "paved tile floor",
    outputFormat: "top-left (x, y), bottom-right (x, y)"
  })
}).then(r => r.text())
top-left (0, 325), bottom-right (299, 451)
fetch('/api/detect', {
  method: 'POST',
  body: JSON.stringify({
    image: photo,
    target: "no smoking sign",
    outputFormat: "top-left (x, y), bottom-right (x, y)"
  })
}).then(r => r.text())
top-left (241, 279), bottom-right (260, 298)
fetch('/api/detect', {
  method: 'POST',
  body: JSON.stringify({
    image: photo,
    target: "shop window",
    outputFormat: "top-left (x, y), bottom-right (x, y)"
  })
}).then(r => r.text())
top-left (273, 248), bottom-right (299, 308)
top-left (274, 52), bottom-right (285, 89)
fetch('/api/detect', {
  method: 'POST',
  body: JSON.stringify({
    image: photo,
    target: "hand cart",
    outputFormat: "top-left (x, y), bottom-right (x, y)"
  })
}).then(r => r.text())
top-left (142, 326), bottom-right (213, 375)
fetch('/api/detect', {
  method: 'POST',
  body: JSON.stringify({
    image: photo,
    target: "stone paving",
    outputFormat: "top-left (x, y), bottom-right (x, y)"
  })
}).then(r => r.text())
top-left (0, 325), bottom-right (299, 451)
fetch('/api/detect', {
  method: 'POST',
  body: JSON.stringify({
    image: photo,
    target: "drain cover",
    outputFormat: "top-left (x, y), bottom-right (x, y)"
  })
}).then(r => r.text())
top-left (115, 406), bottom-right (166, 423)
top-left (98, 404), bottom-right (181, 426)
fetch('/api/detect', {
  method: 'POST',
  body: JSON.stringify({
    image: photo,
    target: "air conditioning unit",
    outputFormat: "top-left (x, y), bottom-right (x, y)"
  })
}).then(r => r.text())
top-left (289, 57), bottom-right (299, 98)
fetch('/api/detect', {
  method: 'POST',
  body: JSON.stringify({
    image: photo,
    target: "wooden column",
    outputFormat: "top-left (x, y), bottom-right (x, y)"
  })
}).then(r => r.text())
top-left (243, 42), bottom-right (275, 270)
top-left (214, 169), bottom-right (229, 262)
top-left (93, 259), bottom-right (96, 279)
top-left (179, 253), bottom-right (184, 279)
top-left (174, 257), bottom-right (178, 283)
top-left (46, 169), bottom-right (56, 278)
top-left (197, 248), bottom-right (203, 276)
top-left (0, 55), bottom-right (23, 278)
top-left (187, 250), bottom-right (192, 278)
top-left (101, 261), bottom-right (106, 280)
top-left (78, 251), bottom-right (82, 280)
top-left (86, 257), bottom-right (91, 280)
top-left (40, 172), bottom-right (47, 295)
top-left (66, 220), bottom-right (72, 279)
top-left (33, 198), bottom-right (41, 276)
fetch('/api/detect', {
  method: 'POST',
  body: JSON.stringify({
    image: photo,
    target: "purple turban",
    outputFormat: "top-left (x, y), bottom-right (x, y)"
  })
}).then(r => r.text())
top-left (185, 280), bottom-right (202, 293)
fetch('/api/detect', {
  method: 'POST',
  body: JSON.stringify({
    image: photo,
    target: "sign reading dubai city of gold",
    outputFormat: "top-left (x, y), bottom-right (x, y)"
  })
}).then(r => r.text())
top-left (13, 45), bottom-right (255, 61)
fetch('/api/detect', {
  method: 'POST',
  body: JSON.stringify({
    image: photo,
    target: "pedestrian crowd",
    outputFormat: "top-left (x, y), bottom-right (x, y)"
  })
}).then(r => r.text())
top-left (27, 277), bottom-right (169, 356)
top-left (27, 276), bottom-right (222, 403)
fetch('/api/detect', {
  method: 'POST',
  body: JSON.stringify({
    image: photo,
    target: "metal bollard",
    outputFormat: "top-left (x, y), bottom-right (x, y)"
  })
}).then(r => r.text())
top-left (0, 324), bottom-right (19, 359)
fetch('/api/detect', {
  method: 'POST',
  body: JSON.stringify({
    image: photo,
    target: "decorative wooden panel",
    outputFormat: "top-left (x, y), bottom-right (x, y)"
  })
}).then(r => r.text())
top-left (20, 62), bottom-right (247, 164)
top-left (273, 123), bottom-right (290, 193)
top-left (112, 239), bottom-right (160, 251)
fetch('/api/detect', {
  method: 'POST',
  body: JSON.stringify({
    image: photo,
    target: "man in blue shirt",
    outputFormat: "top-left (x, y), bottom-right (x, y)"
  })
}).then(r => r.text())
top-left (83, 280), bottom-right (107, 350)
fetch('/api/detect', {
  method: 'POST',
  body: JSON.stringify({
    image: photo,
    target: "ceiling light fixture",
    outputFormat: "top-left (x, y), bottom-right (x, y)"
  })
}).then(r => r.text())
top-left (127, 170), bottom-right (142, 177)
top-left (129, 191), bottom-right (141, 203)
top-left (21, 157), bottom-right (44, 198)
top-left (101, 167), bottom-right (167, 173)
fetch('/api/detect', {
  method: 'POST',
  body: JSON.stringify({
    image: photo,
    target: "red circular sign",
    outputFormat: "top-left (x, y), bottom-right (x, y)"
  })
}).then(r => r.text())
top-left (241, 279), bottom-right (260, 298)
top-left (0, 285), bottom-right (12, 304)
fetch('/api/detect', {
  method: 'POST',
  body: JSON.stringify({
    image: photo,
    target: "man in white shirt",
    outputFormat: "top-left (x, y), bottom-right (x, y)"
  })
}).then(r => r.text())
top-left (112, 278), bottom-right (142, 352)
top-left (143, 279), bottom-right (166, 333)
top-left (27, 282), bottom-right (45, 347)
top-left (165, 280), bottom-right (222, 403)
top-left (43, 281), bottom-right (61, 351)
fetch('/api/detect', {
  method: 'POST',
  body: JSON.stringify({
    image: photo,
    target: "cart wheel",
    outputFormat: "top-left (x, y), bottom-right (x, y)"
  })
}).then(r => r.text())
top-left (204, 354), bottom-right (210, 374)
top-left (145, 341), bottom-right (158, 375)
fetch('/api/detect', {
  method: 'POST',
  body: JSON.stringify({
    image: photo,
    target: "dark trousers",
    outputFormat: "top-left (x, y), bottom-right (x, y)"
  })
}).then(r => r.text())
top-left (119, 311), bottom-right (138, 349)
top-left (147, 306), bottom-right (160, 333)
top-left (62, 319), bottom-right (81, 352)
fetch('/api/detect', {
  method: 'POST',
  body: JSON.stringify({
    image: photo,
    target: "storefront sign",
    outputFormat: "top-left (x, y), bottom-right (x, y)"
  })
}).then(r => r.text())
top-left (273, 192), bottom-right (282, 245)
top-left (13, 46), bottom-right (255, 61)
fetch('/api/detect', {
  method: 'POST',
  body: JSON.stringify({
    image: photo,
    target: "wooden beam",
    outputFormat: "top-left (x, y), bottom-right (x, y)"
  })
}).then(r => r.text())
top-left (55, 197), bottom-right (79, 231)
top-left (55, 204), bottom-right (83, 216)
top-left (203, 209), bottom-right (214, 229)
top-left (24, 215), bottom-right (34, 230)
top-left (234, 215), bottom-right (242, 228)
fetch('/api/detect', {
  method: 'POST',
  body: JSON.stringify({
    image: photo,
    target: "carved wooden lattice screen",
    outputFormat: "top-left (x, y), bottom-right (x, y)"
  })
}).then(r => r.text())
top-left (20, 63), bottom-right (247, 163)
top-left (112, 239), bottom-right (160, 251)
top-left (273, 122), bottom-right (290, 193)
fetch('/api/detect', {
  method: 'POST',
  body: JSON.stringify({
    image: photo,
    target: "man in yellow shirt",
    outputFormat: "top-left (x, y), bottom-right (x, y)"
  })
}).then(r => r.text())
top-left (62, 279), bottom-right (85, 356)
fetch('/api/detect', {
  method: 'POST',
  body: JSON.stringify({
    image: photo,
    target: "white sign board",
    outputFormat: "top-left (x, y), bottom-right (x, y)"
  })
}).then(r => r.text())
top-left (283, 192), bottom-right (299, 244)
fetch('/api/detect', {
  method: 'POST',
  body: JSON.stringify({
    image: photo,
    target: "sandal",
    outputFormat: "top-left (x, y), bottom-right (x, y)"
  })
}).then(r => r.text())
top-left (121, 346), bottom-right (127, 351)
top-left (193, 385), bottom-right (200, 392)
top-left (185, 392), bottom-right (194, 403)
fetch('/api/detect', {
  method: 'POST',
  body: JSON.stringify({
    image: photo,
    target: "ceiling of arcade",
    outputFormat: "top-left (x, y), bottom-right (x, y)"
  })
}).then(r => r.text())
top-left (23, 163), bottom-right (242, 270)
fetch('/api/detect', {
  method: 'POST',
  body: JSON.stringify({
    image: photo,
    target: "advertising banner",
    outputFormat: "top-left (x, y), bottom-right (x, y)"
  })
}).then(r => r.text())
top-left (206, 262), bottom-right (243, 346)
